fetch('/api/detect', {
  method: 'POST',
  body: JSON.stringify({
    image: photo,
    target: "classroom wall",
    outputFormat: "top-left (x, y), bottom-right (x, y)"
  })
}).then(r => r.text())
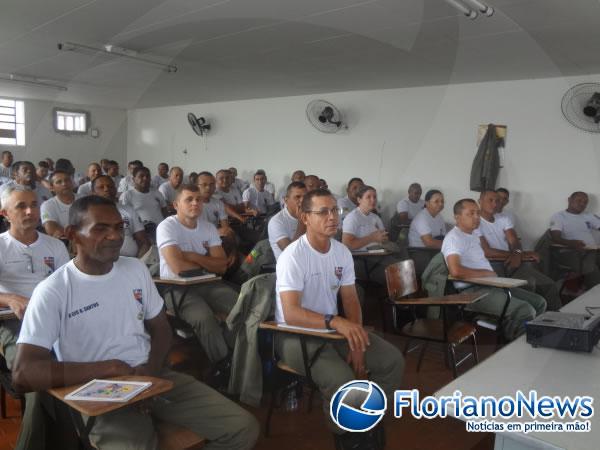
top-left (127, 74), bottom-right (600, 247)
top-left (1, 99), bottom-right (127, 174)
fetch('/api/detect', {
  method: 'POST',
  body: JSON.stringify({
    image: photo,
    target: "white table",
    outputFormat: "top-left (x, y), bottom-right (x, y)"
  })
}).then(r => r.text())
top-left (435, 285), bottom-right (600, 450)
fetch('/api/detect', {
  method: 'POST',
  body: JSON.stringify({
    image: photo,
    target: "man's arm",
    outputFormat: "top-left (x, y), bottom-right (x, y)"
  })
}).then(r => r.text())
top-left (550, 229), bottom-right (586, 249)
top-left (398, 212), bottom-right (410, 225)
top-left (161, 244), bottom-right (228, 275)
top-left (12, 344), bottom-right (133, 393)
top-left (223, 203), bottom-right (246, 222)
top-left (134, 310), bottom-right (172, 376)
top-left (446, 254), bottom-right (496, 279)
top-left (133, 230), bottom-right (151, 258)
top-left (43, 221), bottom-right (65, 239)
top-left (419, 234), bottom-right (442, 250)
top-left (342, 231), bottom-right (387, 250)
top-left (0, 293), bottom-right (28, 319)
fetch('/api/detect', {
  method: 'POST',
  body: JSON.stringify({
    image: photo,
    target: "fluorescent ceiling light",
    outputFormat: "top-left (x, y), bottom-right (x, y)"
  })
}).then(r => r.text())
top-left (58, 41), bottom-right (178, 73)
top-left (464, 0), bottom-right (494, 16)
top-left (445, 0), bottom-right (478, 19)
top-left (0, 73), bottom-right (67, 91)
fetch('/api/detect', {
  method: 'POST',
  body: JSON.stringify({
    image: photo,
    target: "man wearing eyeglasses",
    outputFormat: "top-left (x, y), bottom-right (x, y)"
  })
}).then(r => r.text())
top-left (0, 185), bottom-right (70, 368)
top-left (275, 188), bottom-right (404, 450)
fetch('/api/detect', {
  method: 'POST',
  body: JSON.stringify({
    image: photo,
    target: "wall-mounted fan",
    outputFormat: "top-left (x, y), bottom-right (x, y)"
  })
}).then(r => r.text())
top-left (306, 100), bottom-right (346, 133)
top-left (187, 113), bottom-right (211, 136)
top-left (561, 83), bottom-right (600, 133)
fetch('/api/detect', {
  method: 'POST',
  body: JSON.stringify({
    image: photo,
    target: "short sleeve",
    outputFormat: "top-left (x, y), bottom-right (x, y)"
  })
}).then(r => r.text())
top-left (340, 246), bottom-right (355, 286)
top-left (139, 260), bottom-right (164, 320)
top-left (499, 215), bottom-right (514, 230)
top-left (53, 240), bottom-right (71, 269)
top-left (17, 281), bottom-right (62, 350)
top-left (268, 215), bottom-right (288, 242)
top-left (206, 223), bottom-right (222, 248)
top-left (396, 199), bottom-right (409, 214)
top-left (156, 219), bottom-right (178, 250)
top-left (590, 214), bottom-right (600, 230)
top-left (128, 207), bottom-right (145, 233)
top-left (156, 192), bottom-right (167, 208)
top-left (40, 200), bottom-right (57, 224)
top-left (549, 213), bottom-right (563, 232)
top-left (120, 190), bottom-right (130, 207)
top-left (242, 188), bottom-right (251, 202)
top-left (276, 249), bottom-right (304, 293)
top-left (441, 233), bottom-right (462, 258)
top-left (342, 212), bottom-right (359, 235)
top-left (413, 214), bottom-right (432, 237)
top-left (216, 200), bottom-right (227, 221)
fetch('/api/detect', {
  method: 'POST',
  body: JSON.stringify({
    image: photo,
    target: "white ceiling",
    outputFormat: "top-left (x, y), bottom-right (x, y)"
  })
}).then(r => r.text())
top-left (0, 0), bottom-right (599, 109)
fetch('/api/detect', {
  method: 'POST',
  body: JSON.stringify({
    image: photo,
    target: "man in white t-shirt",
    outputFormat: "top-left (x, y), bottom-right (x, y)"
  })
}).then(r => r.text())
top-left (0, 151), bottom-right (13, 179)
top-left (549, 191), bottom-right (600, 288)
top-left (41, 170), bottom-right (77, 238)
top-left (496, 187), bottom-right (517, 226)
top-left (477, 191), bottom-right (561, 310)
top-left (120, 166), bottom-right (167, 228)
top-left (228, 167), bottom-right (249, 195)
top-left (442, 199), bottom-right (546, 340)
top-left (215, 169), bottom-right (243, 207)
top-left (197, 172), bottom-right (236, 237)
top-left (13, 195), bottom-right (258, 449)
top-left (277, 170), bottom-right (305, 208)
top-left (156, 185), bottom-right (238, 371)
top-left (275, 189), bottom-right (404, 448)
top-left (93, 175), bottom-right (150, 258)
top-left (151, 162), bottom-right (169, 190)
top-left (117, 160), bottom-right (143, 195)
top-left (268, 181), bottom-right (306, 260)
top-left (242, 171), bottom-right (276, 215)
top-left (158, 166), bottom-right (183, 214)
top-left (106, 160), bottom-right (122, 188)
top-left (76, 162), bottom-right (101, 196)
top-left (0, 161), bottom-right (52, 206)
top-left (396, 182), bottom-right (424, 224)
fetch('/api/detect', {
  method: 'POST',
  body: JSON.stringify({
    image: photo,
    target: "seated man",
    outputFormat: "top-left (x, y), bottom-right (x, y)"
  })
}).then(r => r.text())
top-left (255, 169), bottom-right (275, 195)
top-left (549, 191), bottom-right (600, 289)
top-left (242, 170), bottom-right (276, 215)
top-left (12, 195), bottom-right (259, 450)
top-left (337, 177), bottom-right (364, 228)
top-left (41, 170), bottom-right (77, 239)
top-left (35, 160), bottom-right (52, 191)
top-left (408, 189), bottom-right (446, 274)
top-left (276, 189), bottom-right (404, 449)
top-left (215, 169), bottom-right (244, 208)
top-left (496, 187), bottom-right (516, 226)
top-left (396, 182), bottom-right (424, 225)
top-left (442, 199), bottom-right (546, 340)
top-left (268, 181), bottom-right (306, 260)
top-left (93, 175), bottom-right (151, 258)
top-left (277, 170), bottom-right (305, 208)
top-left (76, 162), bottom-right (101, 196)
top-left (120, 166), bottom-right (167, 230)
top-left (477, 190), bottom-right (561, 311)
top-left (197, 171), bottom-right (242, 238)
top-left (302, 174), bottom-right (321, 193)
top-left (106, 160), bottom-right (122, 188)
top-left (158, 166), bottom-right (184, 214)
top-left (0, 161), bottom-right (52, 205)
top-left (0, 150), bottom-right (12, 179)
top-left (229, 167), bottom-right (248, 194)
top-left (118, 160), bottom-right (143, 195)
top-left (156, 185), bottom-right (238, 373)
top-left (151, 162), bottom-right (169, 190)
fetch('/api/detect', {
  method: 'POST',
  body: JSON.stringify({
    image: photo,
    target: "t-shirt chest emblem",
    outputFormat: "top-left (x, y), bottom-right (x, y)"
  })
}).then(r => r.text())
top-left (43, 256), bottom-right (55, 273)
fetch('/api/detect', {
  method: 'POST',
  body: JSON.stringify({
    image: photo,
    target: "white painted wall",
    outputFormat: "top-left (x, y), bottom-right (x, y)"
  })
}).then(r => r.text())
top-left (127, 75), bottom-right (600, 247)
top-left (1, 99), bottom-right (127, 173)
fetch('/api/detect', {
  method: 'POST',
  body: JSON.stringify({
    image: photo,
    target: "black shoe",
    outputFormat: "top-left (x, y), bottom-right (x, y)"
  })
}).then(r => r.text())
top-left (334, 425), bottom-right (385, 450)
top-left (208, 357), bottom-right (232, 391)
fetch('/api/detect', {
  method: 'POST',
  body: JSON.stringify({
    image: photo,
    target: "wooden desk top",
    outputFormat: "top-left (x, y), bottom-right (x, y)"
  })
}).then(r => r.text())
top-left (394, 291), bottom-right (488, 306)
top-left (259, 321), bottom-right (345, 340)
top-left (550, 243), bottom-right (598, 251)
top-left (448, 275), bottom-right (527, 288)
top-left (48, 375), bottom-right (173, 417)
top-left (351, 250), bottom-right (392, 257)
top-left (0, 309), bottom-right (17, 321)
top-left (153, 275), bottom-right (221, 286)
top-left (487, 255), bottom-right (536, 262)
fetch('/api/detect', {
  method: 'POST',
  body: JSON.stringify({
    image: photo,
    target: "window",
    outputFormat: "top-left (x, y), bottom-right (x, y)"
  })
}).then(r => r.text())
top-left (0, 98), bottom-right (25, 146)
top-left (54, 108), bottom-right (89, 134)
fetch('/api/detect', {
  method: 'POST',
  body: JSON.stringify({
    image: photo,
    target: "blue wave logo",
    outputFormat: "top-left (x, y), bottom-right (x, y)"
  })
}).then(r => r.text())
top-left (330, 380), bottom-right (387, 432)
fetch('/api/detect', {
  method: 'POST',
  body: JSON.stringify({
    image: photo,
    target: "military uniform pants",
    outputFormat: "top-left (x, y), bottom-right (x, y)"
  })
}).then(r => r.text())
top-left (275, 332), bottom-right (404, 433)
top-left (0, 320), bottom-right (18, 369)
top-left (462, 286), bottom-right (546, 340)
top-left (166, 282), bottom-right (238, 363)
top-left (490, 261), bottom-right (562, 311)
top-left (554, 250), bottom-right (600, 289)
top-left (84, 369), bottom-right (259, 450)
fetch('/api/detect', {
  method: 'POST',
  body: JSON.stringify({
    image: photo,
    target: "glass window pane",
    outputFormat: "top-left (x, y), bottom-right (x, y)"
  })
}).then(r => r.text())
top-left (0, 122), bottom-right (15, 130)
top-left (74, 116), bottom-right (81, 131)
top-left (0, 114), bottom-right (15, 123)
top-left (0, 107), bottom-right (15, 115)
top-left (16, 124), bottom-right (25, 146)
top-left (80, 115), bottom-right (86, 131)
top-left (15, 101), bottom-right (24, 124)
top-left (0, 137), bottom-right (16, 145)
top-left (0, 99), bottom-right (15, 107)
top-left (66, 116), bottom-right (73, 131)
top-left (57, 115), bottom-right (65, 130)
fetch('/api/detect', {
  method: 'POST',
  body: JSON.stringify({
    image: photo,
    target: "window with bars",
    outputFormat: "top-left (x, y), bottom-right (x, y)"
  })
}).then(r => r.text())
top-left (0, 98), bottom-right (25, 146)
top-left (53, 108), bottom-right (89, 134)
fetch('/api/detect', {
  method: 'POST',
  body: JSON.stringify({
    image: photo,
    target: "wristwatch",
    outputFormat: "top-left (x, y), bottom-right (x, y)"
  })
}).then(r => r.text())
top-left (324, 314), bottom-right (335, 330)
top-left (513, 249), bottom-right (523, 254)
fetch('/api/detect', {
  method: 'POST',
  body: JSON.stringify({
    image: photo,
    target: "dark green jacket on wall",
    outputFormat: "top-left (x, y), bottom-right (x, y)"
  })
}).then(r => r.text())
top-left (470, 124), bottom-right (502, 192)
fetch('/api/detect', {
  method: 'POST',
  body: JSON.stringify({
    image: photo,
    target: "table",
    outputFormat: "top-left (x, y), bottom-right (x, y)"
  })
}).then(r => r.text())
top-left (435, 284), bottom-right (600, 450)
top-left (153, 276), bottom-right (221, 320)
top-left (48, 375), bottom-right (173, 449)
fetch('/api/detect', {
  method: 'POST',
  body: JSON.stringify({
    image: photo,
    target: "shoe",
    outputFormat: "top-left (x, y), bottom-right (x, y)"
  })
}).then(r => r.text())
top-left (207, 357), bottom-right (232, 392)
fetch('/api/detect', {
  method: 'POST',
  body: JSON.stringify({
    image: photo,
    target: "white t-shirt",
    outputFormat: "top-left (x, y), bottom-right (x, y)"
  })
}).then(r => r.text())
top-left (0, 164), bottom-right (10, 179)
top-left (0, 181), bottom-right (51, 205)
top-left (77, 181), bottom-right (92, 196)
top-left (118, 204), bottom-right (145, 257)
top-left (242, 186), bottom-right (275, 214)
top-left (396, 198), bottom-right (425, 219)
top-left (408, 209), bottom-right (446, 248)
top-left (275, 235), bottom-right (355, 323)
top-left (0, 176), bottom-right (10, 186)
top-left (550, 211), bottom-right (600, 247)
top-left (268, 208), bottom-right (300, 260)
top-left (442, 227), bottom-right (492, 273)
top-left (498, 210), bottom-right (516, 228)
top-left (17, 257), bottom-right (163, 367)
top-left (475, 215), bottom-right (514, 252)
top-left (156, 215), bottom-right (222, 279)
top-left (158, 182), bottom-right (179, 205)
top-left (120, 189), bottom-right (166, 225)
top-left (201, 197), bottom-right (227, 227)
top-left (40, 196), bottom-right (75, 228)
top-left (0, 231), bottom-right (70, 298)
top-left (151, 175), bottom-right (167, 191)
top-left (342, 208), bottom-right (385, 251)
top-left (118, 175), bottom-right (135, 194)
top-left (215, 188), bottom-right (242, 205)
top-left (234, 178), bottom-right (249, 194)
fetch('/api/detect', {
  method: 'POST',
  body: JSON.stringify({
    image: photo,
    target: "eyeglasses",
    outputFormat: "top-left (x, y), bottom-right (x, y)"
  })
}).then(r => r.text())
top-left (304, 207), bottom-right (343, 217)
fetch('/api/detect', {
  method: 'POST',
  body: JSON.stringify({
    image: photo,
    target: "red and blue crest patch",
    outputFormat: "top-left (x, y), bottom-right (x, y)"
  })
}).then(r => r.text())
top-left (335, 267), bottom-right (343, 280)
top-left (43, 256), bottom-right (55, 272)
top-left (133, 289), bottom-right (143, 304)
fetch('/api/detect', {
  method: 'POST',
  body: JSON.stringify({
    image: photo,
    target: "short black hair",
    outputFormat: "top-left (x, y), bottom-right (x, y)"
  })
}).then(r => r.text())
top-left (569, 191), bottom-right (588, 199)
top-left (55, 158), bottom-right (74, 173)
top-left (197, 171), bottom-right (214, 178)
top-left (424, 189), bottom-right (442, 202)
top-left (301, 188), bottom-right (333, 212)
top-left (453, 198), bottom-right (477, 215)
top-left (108, 160), bottom-right (119, 166)
top-left (158, 162), bottom-right (169, 168)
top-left (356, 185), bottom-right (376, 199)
top-left (286, 181), bottom-right (306, 196)
top-left (50, 169), bottom-right (71, 182)
top-left (91, 174), bottom-right (114, 191)
top-left (132, 166), bottom-right (150, 178)
top-left (347, 177), bottom-right (363, 188)
top-left (479, 190), bottom-right (497, 199)
top-left (11, 161), bottom-right (34, 173)
top-left (408, 182), bottom-right (422, 191)
top-left (69, 195), bottom-right (118, 228)
top-left (496, 187), bottom-right (509, 196)
top-left (1, 151), bottom-right (12, 157)
top-left (175, 184), bottom-right (199, 200)
top-left (37, 160), bottom-right (49, 169)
